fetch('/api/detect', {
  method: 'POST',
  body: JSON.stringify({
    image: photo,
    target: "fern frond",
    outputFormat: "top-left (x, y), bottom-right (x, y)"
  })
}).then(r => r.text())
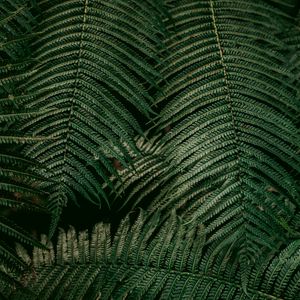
top-left (0, 0), bottom-right (35, 56)
top-left (18, 0), bottom-right (167, 234)
top-left (0, 149), bottom-right (49, 296)
top-left (150, 0), bottom-right (300, 265)
top-left (0, 2), bottom-right (50, 294)
top-left (9, 212), bottom-right (300, 299)
top-left (0, 0), bottom-right (36, 107)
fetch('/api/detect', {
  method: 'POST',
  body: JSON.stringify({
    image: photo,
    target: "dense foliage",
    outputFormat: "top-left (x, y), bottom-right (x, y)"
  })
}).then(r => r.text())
top-left (0, 0), bottom-right (299, 299)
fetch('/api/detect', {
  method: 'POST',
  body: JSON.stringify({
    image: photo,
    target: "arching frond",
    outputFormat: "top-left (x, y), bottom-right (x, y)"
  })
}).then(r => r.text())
top-left (18, 0), bottom-right (167, 234)
top-left (8, 211), bottom-right (300, 299)
top-left (149, 0), bottom-right (300, 265)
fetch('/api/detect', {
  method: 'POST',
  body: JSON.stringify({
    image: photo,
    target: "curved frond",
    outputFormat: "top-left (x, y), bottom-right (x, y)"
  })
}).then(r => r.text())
top-left (149, 0), bottom-right (300, 264)
top-left (9, 212), bottom-right (300, 299)
top-left (19, 0), bottom-right (167, 234)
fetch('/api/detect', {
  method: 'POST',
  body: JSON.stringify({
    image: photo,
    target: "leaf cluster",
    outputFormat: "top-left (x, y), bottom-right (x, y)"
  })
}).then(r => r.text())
top-left (0, 0), bottom-right (300, 299)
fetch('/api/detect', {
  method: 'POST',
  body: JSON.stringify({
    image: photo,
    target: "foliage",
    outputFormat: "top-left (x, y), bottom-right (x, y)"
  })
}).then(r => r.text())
top-left (0, 0), bottom-right (299, 299)
top-left (8, 212), bottom-right (300, 299)
top-left (17, 0), bottom-right (168, 234)
top-left (0, 0), bottom-right (49, 293)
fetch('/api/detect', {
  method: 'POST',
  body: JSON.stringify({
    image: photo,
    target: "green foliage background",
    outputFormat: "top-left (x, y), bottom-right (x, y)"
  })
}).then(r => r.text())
top-left (0, 0), bottom-right (300, 299)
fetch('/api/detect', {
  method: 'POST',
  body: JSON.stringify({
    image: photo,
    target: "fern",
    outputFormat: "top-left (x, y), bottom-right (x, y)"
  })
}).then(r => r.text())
top-left (6, 211), bottom-right (300, 299)
top-left (0, 0), bottom-right (49, 293)
top-left (0, 0), bottom-right (44, 135)
top-left (1, 0), bottom-right (300, 298)
top-left (17, 0), bottom-right (167, 234)
top-left (97, 0), bottom-right (300, 270)
top-left (105, 0), bottom-right (300, 265)
top-left (132, 0), bottom-right (300, 267)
